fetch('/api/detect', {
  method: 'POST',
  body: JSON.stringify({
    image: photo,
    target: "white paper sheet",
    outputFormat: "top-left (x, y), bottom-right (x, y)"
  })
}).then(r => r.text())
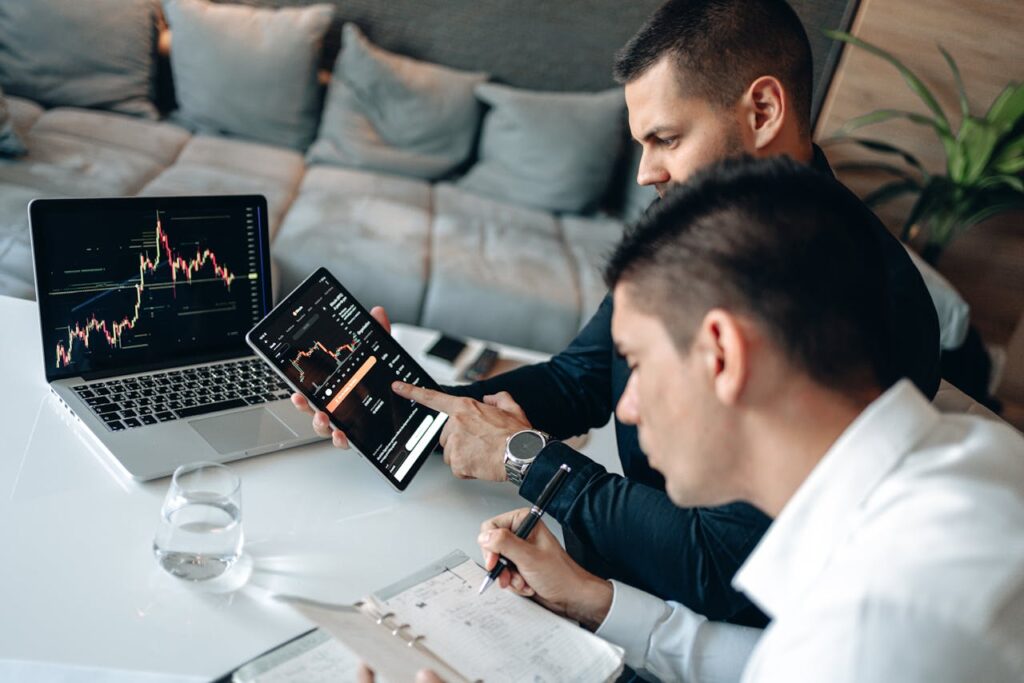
top-left (281, 600), bottom-right (466, 683)
top-left (380, 559), bottom-right (623, 683)
top-left (233, 630), bottom-right (362, 683)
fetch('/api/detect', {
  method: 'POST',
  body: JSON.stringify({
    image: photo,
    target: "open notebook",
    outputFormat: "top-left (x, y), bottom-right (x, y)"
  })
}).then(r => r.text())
top-left (233, 550), bottom-right (624, 682)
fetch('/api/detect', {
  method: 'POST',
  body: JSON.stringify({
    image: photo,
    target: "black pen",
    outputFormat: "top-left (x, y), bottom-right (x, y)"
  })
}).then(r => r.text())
top-left (478, 463), bottom-right (572, 595)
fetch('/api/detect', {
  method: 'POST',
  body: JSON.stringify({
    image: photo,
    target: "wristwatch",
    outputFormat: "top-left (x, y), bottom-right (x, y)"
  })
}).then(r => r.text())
top-left (504, 429), bottom-right (549, 486)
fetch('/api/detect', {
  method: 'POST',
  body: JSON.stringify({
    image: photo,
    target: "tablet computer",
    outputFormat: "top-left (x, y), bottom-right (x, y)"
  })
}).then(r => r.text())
top-left (246, 267), bottom-right (447, 491)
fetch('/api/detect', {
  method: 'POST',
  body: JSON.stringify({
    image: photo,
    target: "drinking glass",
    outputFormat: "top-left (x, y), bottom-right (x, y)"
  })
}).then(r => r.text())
top-left (153, 461), bottom-right (244, 581)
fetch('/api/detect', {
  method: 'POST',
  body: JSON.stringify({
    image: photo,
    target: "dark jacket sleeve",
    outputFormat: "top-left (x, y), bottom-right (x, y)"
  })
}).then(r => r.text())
top-left (521, 442), bottom-right (770, 626)
top-left (443, 295), bottom-right (768, 624)
top-left (446, 295), bottom-right (617, 438)
top-left (872, 218), bottom-right (942, 399)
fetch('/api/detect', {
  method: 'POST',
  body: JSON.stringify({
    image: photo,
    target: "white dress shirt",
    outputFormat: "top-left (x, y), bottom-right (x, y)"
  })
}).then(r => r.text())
top-left (595, 380), bottom-right (1024, 682)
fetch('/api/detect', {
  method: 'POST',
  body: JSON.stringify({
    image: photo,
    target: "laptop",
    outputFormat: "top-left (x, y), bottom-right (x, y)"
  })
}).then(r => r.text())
top-left (29, 194), bottom-right (321, 481)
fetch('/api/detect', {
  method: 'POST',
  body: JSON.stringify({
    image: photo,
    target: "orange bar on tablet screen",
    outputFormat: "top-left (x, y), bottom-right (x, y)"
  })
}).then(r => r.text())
top-left (326, 356), bottom-right (377, 412)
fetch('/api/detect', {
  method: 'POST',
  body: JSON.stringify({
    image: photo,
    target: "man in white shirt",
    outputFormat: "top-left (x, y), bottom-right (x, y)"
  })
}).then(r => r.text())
top-left (476, 156), bottom-right (1024, 682)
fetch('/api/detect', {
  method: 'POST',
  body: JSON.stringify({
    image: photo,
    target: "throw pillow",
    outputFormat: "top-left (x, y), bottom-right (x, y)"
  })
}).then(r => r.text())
top-left (457, 84), bottom-right (625, 214)
top-left (307, 24), bottom-right (488, 179)
top-left (162, 0), bottom-right (334, 150)
top-left (0, 86), bottom-right (27, 157)
top-left (0, 0), bottom-right (159, 118)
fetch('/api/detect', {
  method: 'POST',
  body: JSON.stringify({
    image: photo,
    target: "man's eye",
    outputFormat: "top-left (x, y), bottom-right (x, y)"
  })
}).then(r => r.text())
top-left (657, 136), bottom-right (677, 146)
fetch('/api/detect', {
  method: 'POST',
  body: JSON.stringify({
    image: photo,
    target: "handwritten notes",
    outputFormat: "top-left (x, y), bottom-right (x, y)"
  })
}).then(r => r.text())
top-left (380, 559), bottom-right (622, 682)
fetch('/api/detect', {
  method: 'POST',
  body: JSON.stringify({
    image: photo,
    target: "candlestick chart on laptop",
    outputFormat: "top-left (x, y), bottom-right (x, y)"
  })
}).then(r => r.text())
top-left (35, 203), bottom-right (265, 379)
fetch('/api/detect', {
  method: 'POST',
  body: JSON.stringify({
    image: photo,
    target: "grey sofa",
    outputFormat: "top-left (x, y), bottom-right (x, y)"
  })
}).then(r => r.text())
top-left (0, 0), bottom-right (856, 353)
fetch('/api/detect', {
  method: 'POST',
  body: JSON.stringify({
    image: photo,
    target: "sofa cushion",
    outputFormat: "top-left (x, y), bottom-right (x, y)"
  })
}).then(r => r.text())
top-left (0, 183), bottom-right (46, 299)
top-left (561, 215), bottom-right (624, 328)
top-left (3, 96), bottom-right (45, 139)
top-left (0, 108), bottom-right (190, 196)
top-left (0, 87), bottom-right (26, 158)
top-left (138, 136), bottom-right (304, 238)
top-left (163, 0), bottom-right (334, 150)
top-left (0, 0), bottom-right (159, 118)
top-left (272, 166), bottom-right (432, 321)
top-left (457, 84), bottom-right (625, 214)
top-left (421, 184), bottom-right (580, 352)
top-left (30, 109), bottom-right (190, 164)
top-left (307, 23), bottom-right (487, 180)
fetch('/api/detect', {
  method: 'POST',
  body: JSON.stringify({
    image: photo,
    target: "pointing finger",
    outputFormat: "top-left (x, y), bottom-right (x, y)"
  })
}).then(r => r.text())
top-left (391, 381), bottom-right (458, 413)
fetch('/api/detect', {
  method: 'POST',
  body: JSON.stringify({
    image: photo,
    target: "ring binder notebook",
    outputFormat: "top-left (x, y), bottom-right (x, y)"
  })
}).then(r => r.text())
top-left (246, 550), bottom-right (624, 683)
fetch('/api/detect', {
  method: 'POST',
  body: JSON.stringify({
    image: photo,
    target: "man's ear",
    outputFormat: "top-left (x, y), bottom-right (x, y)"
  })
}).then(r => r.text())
top-left (696, 309), bottom-right (748, 405)
top-left (740, 76), bottom-right (787, 152)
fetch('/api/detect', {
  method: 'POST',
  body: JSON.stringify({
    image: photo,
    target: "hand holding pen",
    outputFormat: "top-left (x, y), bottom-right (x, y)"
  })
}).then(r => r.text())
top-left (478, 464), bottom-right (571, 594)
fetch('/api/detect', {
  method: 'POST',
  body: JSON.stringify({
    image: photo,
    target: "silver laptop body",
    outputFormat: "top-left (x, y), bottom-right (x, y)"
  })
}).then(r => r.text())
top-left (29, 195), bottom-right (321, 481)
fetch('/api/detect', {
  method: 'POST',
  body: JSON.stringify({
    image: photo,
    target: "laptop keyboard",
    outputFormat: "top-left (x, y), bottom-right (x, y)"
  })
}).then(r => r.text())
top-left (71, 359), bottom-right (292, 432)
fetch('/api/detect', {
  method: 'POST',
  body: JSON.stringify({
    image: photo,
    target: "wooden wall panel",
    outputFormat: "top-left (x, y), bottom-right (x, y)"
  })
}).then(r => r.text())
top-left (815, 0), bottom-right (1024, 350)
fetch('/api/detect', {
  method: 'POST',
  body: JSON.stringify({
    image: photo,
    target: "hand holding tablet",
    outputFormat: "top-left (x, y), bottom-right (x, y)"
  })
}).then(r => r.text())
top-left (247, 268), bottom-right (447, 491)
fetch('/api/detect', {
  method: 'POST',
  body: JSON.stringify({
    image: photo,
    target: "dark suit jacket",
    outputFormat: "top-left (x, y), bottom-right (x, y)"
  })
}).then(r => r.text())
top-left (450, 148), bottom-right (941, 626)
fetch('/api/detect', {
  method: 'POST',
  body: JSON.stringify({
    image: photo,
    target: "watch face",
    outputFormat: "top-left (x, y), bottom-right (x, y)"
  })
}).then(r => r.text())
top-left (508, 431), bottom-right (545, 460)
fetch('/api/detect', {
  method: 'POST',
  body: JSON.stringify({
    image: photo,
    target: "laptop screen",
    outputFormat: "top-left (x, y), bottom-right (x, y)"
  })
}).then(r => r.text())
top-left (31, 195), bottom-right (273, 382)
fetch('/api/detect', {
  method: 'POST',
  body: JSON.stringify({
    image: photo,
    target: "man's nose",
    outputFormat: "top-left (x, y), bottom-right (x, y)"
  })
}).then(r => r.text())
top-left (616, 375), bottom-right (641, 426)
top-left (636, 149), bottom-right (669, 187)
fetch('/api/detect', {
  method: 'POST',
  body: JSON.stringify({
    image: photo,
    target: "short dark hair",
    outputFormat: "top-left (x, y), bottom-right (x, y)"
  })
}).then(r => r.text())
top-left (613, 0), bottom-right (813, 134)
top-left (605, 156), bottom-right (893, 392)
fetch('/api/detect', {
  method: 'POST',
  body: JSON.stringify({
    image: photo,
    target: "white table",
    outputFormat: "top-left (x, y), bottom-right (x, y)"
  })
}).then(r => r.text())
top-left (0, 295), bottom-right (621, 682)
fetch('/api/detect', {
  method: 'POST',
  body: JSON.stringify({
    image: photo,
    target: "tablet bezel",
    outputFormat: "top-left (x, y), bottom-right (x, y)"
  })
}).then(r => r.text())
top-left (246, 267), bottom-right (444, 491)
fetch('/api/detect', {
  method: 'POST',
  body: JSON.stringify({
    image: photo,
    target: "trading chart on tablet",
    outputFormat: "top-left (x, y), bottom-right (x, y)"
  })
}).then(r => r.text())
top-left (252, 273), bottom-right (446, 482)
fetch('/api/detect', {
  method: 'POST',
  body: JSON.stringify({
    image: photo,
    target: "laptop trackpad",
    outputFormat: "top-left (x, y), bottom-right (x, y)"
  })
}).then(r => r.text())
top-left (190, 408), bottom-right (298, 455)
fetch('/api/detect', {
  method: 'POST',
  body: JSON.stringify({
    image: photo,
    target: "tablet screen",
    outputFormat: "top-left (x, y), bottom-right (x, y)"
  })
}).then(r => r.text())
top-left (247, 269), bottom-right (446, 489)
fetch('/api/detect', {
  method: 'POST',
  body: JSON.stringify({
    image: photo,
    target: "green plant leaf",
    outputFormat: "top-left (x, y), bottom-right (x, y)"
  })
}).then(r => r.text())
top-left (939, 45), bottom-right (970, 120)
top-left (862, 179), bottom-right (922, 208)
top-left (995, 157), bottom-right (1024, 175)
top-left (832, 136), bottom-right (930, 176)
top-left (952, 116), bottom-right (1000, 184)
top-left (900, 182), bottom-right (941, 240)
top-left (977, 174), bottom-right (1024, 193)
top-left (828, 30), bottom-right (1023, 247)
top-left (834, 160), bottom-right (920, 182)
top-left (837, 108), bottom-right (944, 135)
top-left (826, 30), bottom-right (951, 133)
top-left (991, 130), bottom-right (1024, 174)
top-left (960, 198), bottom-right (1024, 231)
top-left (835, 110), bottom-right (957, 161)
top-left (985, 82), bottom-right (1024, 134)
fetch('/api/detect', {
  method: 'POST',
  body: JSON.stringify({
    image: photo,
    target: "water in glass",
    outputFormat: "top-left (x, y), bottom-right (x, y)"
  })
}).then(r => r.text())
top-left (153, 462), bottom-right (243, 581)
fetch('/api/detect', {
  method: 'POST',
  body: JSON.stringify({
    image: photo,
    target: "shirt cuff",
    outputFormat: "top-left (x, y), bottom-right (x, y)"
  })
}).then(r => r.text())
top-left (518, 441), bottom-right (605, 520)
top-left (595, 580), bottom-right (675, 671)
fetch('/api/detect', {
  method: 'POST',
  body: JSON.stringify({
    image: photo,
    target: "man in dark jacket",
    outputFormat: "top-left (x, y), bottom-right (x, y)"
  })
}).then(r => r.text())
top-left (297, 0), bottom-right (941, 627)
